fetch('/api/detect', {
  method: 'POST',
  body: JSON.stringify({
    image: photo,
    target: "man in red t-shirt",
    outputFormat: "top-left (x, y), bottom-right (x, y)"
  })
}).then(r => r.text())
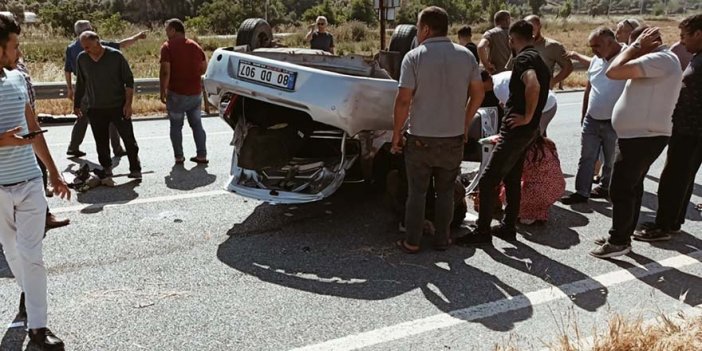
top-left (159, 18), bottom-right (208, 164)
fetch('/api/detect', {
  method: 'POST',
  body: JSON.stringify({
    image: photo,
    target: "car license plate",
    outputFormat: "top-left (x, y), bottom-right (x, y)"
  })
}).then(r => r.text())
top-left (237, 60), bottom-right (297, 91)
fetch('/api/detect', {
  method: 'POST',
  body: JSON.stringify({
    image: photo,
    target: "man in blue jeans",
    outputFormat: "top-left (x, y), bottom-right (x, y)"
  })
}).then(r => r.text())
top-left (561, 27), bottom-right (626, 204)
top-left (159, 19), bottom-right (208, 164)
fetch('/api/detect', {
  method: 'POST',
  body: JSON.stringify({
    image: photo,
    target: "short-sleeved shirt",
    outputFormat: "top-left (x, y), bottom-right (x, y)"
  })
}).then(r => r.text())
top-left (586, 50), bottom-right (627, 120)
top-left (16, 62), bottom-right (35, 110)
top-left (160, 37), bottom-right (206, 96)
top-left (504, 47), bottom-right (551, 131)
top-left (0, 69), bottom-right (41, 185)
top-left (398, 37), bottom-right (482, 138)
top-left (465, 42), bottom-right (480, 65)
top-left (672, 53), bottom-right (702, 136)
top-left (612, 47), bottom-right (683, 139)
top-left (64, 39), bottom-right (120, 74)
top-left (310, 32), bottom-right (334, 52)
top-left (482, 27), bottom-right (511, 73)
top-left (533, 37), bottom-right (570, 75)
top-left (491, 70), bottom-right (557, 112)
top-left (74, 46), bottom-right (135, 110)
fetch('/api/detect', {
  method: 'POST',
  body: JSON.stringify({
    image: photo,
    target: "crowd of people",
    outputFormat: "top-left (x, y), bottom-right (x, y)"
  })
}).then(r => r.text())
top-left (0, 15), bottom-right (209, 349)
top-left (0, 7), bottom-right (701, 349)
top-left (392, 7), bottom-right (701, 260)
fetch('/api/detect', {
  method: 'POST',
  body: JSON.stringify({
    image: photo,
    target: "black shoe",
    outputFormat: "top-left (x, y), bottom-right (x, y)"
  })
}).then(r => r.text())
top-left (28, 328), bottom-right (65, 350)
top-left (455, 229), bottom-right (492, 247)
top-left (18, 292), bottom-right (26, 320)
top-left (492, 223), bottom-right (517, 242)
top-left (66, 149), bottom-right (86, 157)
top-left (560, 193), bottom-right (588, 205)
top-left (633, 222), bottom-right (672, 242)
top-left (590, 186), bottom-right (609, 199)
top-left (114, 149), bottom-right (128, 157)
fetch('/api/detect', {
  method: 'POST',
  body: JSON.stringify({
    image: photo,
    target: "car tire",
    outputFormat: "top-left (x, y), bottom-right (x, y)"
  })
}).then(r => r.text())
top-left (389, 24), bottom-right (418, 58)
top-left (236, 18), bottom-right (273, 50)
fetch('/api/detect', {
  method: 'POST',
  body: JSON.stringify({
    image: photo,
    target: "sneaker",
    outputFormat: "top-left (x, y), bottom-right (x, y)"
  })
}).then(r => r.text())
top-left (560, 193), bottom-right (588, 205)
top-left (590, 242), bottom-right (632, 258)
top-left (66, 149), bottom-right (86, 157)
top-left (127, 171), bottom-right (142, 180)
top-left (593, 236), bottom-right (608, 246)
top-left (633, 222), bottom-right (672, 242)
top-left (28, 328), bottom-right (65, 350)
top-left (590, 186), bottom-right (609, 199)
top-left (455, 228), bottom-right (493, 247)
top-left (492, 223), bottom-right (517, 242)
top-left (18, 292), bottom-right (26, 320)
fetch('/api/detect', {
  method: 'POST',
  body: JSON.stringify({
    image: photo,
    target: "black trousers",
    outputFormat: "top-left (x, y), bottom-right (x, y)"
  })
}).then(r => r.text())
top-left (656, 133), bottom-right (702, 231)
top-left (477, 127), bottom-right (539, 232)
top-left (608, 136), bottom-right (669, 245)
top-left (87, 107), bottom-right (141, 173)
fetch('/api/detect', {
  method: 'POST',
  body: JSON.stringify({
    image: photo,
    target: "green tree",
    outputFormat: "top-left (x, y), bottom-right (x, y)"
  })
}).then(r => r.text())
top-left (39, 1), bottom-right (108, 36)
top-left (349, 0), bottom-right (377, 25)
top-left (302, 0), bottom-right (338, 25)
top-left (528, 0), bottom-right (546, 15)
top-left (558, 0), bottom-right (573, 18)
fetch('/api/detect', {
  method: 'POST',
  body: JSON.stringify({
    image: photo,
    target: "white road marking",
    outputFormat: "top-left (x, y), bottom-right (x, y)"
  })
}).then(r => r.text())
top-left (47, 131), bottom-right (232, 148)
top-left (51, 190), bottom-right (230, 213)
top-left (291, 250), bottom-right (702, 351)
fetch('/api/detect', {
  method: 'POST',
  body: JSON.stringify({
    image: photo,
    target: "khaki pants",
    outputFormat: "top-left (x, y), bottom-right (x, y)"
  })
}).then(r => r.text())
top-left (0, 178), bottom-right (48, 329)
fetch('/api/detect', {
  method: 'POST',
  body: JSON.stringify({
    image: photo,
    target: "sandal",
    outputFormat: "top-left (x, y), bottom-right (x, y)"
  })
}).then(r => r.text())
top-left (190, 157), bottom-right (209, 164)
top-left (395, 240), bottom-right (420, 254)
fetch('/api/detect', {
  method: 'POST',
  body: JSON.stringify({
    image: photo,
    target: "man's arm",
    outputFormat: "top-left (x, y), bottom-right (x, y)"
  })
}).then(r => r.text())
top-left (581, 81), bottom-right (591, 125)
top-left (506, 69), bottom-right (540, 128)
top-left (25, 104), bottom-right (70, 199)
top-left (159, 62), bottom-right (170, 104)
top-left (566, 51), bottom-right (592, 66)
top-left (64, 71), bottom-right (73, 101)
top-left (464, 80), bottom-right (485, 139)
top-left (551, 46), bottom-right (574, 87)
top-left (73, 58), bottom-right (85, 117)
top-left (305, 25), bottom-right (316, 42)
top-left (119, 31), bottom-right (148, 49)
top-left (606, 27), bottom-right (662, 80)
top-left (121, 55), bottom-right (135, 119)
top-left (391, 88), bottom-right (413, 153)
top-left (0, 126), bottom-right (33, 147)
top-left (477, 38), bottom-right (493, 72)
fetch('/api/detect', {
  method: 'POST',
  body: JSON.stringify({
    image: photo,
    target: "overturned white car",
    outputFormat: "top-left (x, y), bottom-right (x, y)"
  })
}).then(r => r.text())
top-left (204, 19), bottom-right (493, 204)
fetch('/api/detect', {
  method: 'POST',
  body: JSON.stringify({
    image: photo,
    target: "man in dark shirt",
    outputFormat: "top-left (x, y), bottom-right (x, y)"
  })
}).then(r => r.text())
top-left (65, 20), bottom-right (146, 158)
top-left (457, 20), bottom-right (550, 247)
top-left (458, 25), bottom-right (479, 65)
top-left (634, 14), bottom-right (702, 241)
top-left (74, 31), bottom-right (142, 179)
top-left (305, 16), bottom-right (334, 54)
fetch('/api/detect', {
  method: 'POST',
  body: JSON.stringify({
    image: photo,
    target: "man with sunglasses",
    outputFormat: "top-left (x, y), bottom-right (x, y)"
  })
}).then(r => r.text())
top-left (306, 16), bottom-right (335, 54)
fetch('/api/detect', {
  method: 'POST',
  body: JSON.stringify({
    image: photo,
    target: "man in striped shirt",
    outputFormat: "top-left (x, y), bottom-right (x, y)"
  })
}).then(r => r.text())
top-left (0, 14), bottom-right (70, 350)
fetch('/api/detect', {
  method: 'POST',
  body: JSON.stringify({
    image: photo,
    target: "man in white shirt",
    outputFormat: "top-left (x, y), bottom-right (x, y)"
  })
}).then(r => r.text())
top-left (590, 26), bottom-right (683, 259)
top-left (562, 27), bottom-right (626, 205)
top-left (490, 70), bottom-right (557, 135)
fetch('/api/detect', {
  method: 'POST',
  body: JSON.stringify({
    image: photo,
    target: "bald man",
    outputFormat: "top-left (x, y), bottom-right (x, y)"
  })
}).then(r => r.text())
top-left (523, 15), bottom-right (573, 89)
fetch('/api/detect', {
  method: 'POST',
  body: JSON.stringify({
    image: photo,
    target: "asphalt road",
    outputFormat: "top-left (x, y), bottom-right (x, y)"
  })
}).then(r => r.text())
top-left (1, 91), bottom-right (701, 351)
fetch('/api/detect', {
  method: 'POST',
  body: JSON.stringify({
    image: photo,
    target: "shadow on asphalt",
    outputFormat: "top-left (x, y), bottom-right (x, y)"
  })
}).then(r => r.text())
top-left (76, 181), bottom-right (141, 214)
top-left (217, 184), bottom-right (610, 332)
top-left (517, 205), bottom-right (588, 250)
top-left (0, 325), bottom-right (28, 351)
top-left (164, 164), bottom-right (217, 191)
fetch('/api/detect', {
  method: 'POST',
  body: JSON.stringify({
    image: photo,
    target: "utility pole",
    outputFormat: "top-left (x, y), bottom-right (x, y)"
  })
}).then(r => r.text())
top-left (380, 0), bottom-right (386, 50)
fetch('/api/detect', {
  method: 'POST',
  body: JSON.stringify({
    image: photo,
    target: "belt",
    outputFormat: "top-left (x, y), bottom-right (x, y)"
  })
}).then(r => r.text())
top-left (0, 177), bottom-right (38, 187)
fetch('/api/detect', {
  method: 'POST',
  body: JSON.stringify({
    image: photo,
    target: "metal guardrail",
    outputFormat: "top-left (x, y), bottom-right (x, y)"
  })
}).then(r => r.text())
top-left (34, 78), bottom-right (161, 100)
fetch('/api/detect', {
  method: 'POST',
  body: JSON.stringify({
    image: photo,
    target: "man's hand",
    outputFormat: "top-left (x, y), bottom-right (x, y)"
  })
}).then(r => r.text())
top-left (123, 104), bottom-right (133, 120)
top-left (160, 91), bottom-right (168, 104)
top-left (390, 133), bottom-right (404, 154)
top-left (49, 174), bottom-right (71, 200)
top-left (504, 113), bottom-right (530, 129)
top-left (0, 126), bottom-right (34, 147)
top-left (66, 88), bottom-right (74, 101)
top-left (637, 27), bottom-right (662, 54)
top-left (74, 107), bottom-right (82, 119)
top-left (136, 31), bottom-right (148, 40)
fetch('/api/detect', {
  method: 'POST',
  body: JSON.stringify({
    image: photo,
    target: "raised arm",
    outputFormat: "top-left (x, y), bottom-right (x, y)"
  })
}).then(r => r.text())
top-left (119, 31), bottom-right (148, 49)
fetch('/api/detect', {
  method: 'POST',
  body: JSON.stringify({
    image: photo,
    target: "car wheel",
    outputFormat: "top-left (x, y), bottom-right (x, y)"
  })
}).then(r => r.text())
top-left (389, 24), bottom-right (418, 58)
top-left (236, 18), bottom-right (273, 50)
